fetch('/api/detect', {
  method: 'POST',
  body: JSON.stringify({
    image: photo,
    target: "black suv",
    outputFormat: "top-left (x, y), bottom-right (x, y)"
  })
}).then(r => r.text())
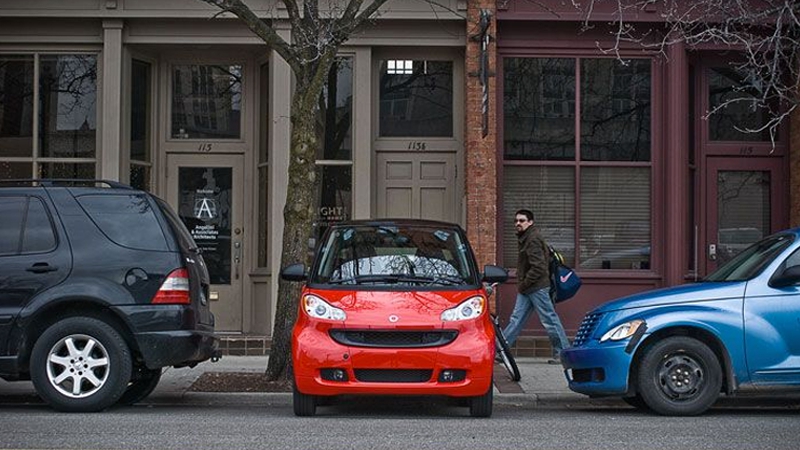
top-left (0, 180), bottom-right (218, 412)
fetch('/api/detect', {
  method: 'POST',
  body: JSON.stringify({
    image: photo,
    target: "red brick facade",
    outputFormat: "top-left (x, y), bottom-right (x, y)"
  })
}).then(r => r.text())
top-left (465, 0), bottom-right (498, 270)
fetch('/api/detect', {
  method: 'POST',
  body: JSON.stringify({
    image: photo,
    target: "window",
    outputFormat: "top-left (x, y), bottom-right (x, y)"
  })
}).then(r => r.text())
top-left (502, 57), bottom-right (652, 270)
top-left (257, 62), bottom-right (269, 267)
top-left (708, 67), bottom-right (773, 142)
top-left (314, 57), bottom-right (354, 242)
top-left (77, 194), bottom-right (168, 251)
top-left (379, 60), bottom-right (453, 137)
top-left (171, 65), bottom-right (242, 139)
top-left (0, 196), bottom-right (56, 255)
top-left (0, 54), bottom-right (97, 179)
top-left (130, 59), bottom-right (152, 191)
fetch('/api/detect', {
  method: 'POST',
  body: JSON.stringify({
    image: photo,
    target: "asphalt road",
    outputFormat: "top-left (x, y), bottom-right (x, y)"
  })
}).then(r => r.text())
top-left (0, 395), bottom-right (797, 450)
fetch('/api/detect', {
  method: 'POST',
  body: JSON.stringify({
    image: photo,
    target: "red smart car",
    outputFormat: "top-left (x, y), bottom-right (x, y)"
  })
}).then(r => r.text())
top-left (281, 220), bottom-right (508, 417)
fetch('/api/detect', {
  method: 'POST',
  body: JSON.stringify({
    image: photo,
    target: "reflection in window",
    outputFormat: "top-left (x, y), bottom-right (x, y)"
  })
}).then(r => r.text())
top-left (0, 55), bottom-right (34, 158)
top-left (581, 59), bottom-right (651, 161)
top-left (504, 58), bottom-right (575, 160)
top-left (171, 65), bottom-right (242, 139)
top-left (716, 171), bottom-right (770, 265)
top-left (708, 67), bottom-right (773, 142)
top-left (39, 55), bottom-right (97, 159)
top-left (0, 53), bottom-right (96, 180)
top-left (130, 59), bottom-right (152, 191)
top-left (314, 165), bottom-right (352, 241)
top-left (580, 167), bottom-right (651, 270)
top-left (379, 60), bottom-right (453, 137)
top-left (501, 57), bottom-right (652, 270)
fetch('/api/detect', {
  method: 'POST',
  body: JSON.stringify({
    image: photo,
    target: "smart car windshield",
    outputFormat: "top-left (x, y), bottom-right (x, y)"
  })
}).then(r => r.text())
top-left (312, 224), bottom-right (476, 287)
top-left (705, 233), bottom-right (794, 282)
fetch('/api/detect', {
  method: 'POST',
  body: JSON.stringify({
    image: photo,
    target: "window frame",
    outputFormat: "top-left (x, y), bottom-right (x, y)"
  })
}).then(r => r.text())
top-left (497, 51), bottom-right (663, 276)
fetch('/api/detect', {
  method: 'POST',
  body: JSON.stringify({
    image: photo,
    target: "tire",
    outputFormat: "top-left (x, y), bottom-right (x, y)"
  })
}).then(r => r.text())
top-left (469, 380), bottom-right (493, 418)
top-left (636, 336), bottom-right (722, 416)
top-left (621, 394), bottom-right (649, 410)
top-left (30, 317), bottom-right (132, 412)
top-left (293, 382), bottom-right (317, 417)
top-left (118, 367), bottom-right (162, 406)
top-left (493, 319), bottom-right (521, 382)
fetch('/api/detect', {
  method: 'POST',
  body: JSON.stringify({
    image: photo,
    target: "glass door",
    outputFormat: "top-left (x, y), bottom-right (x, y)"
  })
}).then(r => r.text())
top-left (167, 154), bottom-right (245, 332)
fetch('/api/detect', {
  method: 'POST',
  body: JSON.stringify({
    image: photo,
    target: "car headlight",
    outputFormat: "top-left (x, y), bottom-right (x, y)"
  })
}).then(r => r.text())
top-left (600, 319), bottom-right (645, 342)
top-left (441, 296), bottom-right (485, 322)
top-left (303, 294), bottom-right (346, 321)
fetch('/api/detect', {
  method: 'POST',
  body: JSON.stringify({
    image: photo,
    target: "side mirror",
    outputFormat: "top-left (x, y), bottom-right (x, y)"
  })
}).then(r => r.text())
top-left (481, 264), bottom-right (508, 284)
top-left (280, 263), bottom-right (307, 282)
top-left (769, 265), bottom-right (800, 288)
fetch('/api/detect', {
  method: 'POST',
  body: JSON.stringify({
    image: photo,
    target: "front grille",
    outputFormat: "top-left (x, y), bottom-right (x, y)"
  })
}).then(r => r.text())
top-left (354, 369), bottom-right (433, 383)
top-left (573, 312), bottom-right (603, 347)
top-left (329, 330), bottom-right (458, 348)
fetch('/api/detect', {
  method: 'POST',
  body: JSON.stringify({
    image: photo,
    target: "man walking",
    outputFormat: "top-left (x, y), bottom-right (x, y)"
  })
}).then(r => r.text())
top-left (503, 209), bottom-right (570, 364)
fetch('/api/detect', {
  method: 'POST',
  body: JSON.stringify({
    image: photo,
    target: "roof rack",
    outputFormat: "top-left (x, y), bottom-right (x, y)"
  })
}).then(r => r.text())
top-left (0, 179), bottom-right (134, 189)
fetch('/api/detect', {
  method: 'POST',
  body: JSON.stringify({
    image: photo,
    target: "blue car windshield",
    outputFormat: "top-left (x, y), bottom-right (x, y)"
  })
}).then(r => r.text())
top-left (312, 225), bottom-right (476, 286)
top-left (705, 233), bottom-right (794, 282)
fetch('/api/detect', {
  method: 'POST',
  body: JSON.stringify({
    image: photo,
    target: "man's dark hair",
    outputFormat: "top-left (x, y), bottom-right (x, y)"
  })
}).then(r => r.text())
top-left (515, 209), bottom-right (534, 222)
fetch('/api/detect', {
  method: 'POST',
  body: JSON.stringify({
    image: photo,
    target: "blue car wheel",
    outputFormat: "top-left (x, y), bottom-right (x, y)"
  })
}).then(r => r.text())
top-left (637, 336), bottom-right (722, 416)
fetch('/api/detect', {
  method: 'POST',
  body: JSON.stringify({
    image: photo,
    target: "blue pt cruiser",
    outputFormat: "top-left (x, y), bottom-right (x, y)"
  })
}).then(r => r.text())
top-left (562, 228), bottom-right (800, 415)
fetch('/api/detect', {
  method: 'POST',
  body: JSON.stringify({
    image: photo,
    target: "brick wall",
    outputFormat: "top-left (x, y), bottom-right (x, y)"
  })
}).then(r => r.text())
top-left (465, 0), bottom-right (498, 270)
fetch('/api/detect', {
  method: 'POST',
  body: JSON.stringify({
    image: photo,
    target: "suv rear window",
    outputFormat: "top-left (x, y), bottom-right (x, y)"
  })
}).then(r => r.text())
top-left (77, 194), bottom-right (169, 251)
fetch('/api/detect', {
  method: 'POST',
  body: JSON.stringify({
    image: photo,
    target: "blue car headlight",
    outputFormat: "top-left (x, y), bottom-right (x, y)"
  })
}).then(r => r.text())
top-left (600, 319), bottom-right (645, 342)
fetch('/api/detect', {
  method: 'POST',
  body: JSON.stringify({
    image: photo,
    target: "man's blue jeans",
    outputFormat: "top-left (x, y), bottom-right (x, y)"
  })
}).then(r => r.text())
top-left (502, 287), bottom-right (570, 358)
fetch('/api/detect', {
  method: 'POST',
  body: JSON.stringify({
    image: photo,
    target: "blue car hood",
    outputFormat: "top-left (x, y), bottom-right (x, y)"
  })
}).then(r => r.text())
top-left (593, 281), bottom-right (746, 313)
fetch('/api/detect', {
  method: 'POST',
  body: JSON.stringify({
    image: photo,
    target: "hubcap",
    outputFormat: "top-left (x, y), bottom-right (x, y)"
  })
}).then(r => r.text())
top-left (46, 334), bottom-right (110, 398)
top-left (657, 353), bottom-right (704, 400)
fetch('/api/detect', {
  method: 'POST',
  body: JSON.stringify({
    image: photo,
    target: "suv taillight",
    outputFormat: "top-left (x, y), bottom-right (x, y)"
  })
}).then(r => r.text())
top-left (151, 268), bottom-right (191, 304)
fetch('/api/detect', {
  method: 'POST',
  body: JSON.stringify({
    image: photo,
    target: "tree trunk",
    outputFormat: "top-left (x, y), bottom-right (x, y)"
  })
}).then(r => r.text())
top-left (265, 59), bottom-right (335, 380)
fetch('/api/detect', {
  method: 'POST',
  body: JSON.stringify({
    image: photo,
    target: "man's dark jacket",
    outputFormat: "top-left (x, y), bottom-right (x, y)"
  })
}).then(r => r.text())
top-left (517, 225), bottom-right (550, 294)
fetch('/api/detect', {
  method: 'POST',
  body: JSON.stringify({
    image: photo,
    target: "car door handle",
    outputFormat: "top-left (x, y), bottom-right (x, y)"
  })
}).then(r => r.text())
top-left (26, 263), bottom-right (58, 273)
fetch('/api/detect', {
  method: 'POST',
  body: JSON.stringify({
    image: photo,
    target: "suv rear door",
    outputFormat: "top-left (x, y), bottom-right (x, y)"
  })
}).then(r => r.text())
top-left (0, 192), bottom-right (71, 349)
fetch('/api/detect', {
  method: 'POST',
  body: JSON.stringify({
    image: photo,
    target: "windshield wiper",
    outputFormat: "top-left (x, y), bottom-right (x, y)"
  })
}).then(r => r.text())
top-left (327, 274), bottom-right (407, 285)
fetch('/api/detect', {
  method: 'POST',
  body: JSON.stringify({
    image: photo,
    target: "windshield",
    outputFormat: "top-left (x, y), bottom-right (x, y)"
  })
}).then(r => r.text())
top-left (705, 233), bottom-right (794, 282)
top-left (312, 225), bottom-right (477, 287)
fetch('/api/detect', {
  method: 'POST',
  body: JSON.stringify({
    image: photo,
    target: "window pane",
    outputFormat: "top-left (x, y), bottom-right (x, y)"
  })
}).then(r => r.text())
top-left (38, 162), bottom-right (95, 179)
top-left (259, 62), bottom-right (269, 164)
top-left (317, 57), bottom-right (352, 160)
top-left (717, 171), bottom-right (770, 265)
top-left (131, 60), bottom-right (151, 162)
top-left (581, 59), bottom-right (651, 161)
top-left (0, 55), bottom-right (34, 157)
top-left (38, 55), bottom-right (97, 158)
top-left (504, 58), bottom-right (575, 160)
top-left (0, 196), bottom-right (25, 255)
top-left (379, 60), bottom-right (453, 137)
top-left (1, 161), bottom-right (33, 179)
top-left (502, 166), bottom-right (575, 267)
top-left (580, 167), bottom-right (651, 269)
top-left (77, 194), bottom-right (168, 251)
top-left (172, 65), bottom-right (242, 139)
top-left (129, 164), bottom-right (151, 192)
top-left (22, 197), bottom-right (56, 253)
top-left (708, 67), bottom-right (772, 141)
top-left (257, 166), bottom-right (268, 267)
top-left (314, 165), bottom-right (352, 241)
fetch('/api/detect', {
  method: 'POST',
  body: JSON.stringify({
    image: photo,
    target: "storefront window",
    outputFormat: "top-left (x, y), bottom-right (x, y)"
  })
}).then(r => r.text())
top-left (379, 60), bottom-right (453, 137)
top-left (130, 59), bottom-right (152, 191)
top-left (257, 62), bottom-right (269, 268)
top-left (502, 57), bottom-right (652, 270)
top-left (171, 64), bottom-right (242, 139)
top-left (314, 57), bottom-right (353, 241)
top-left (0, 53), bottom-right (97, 180)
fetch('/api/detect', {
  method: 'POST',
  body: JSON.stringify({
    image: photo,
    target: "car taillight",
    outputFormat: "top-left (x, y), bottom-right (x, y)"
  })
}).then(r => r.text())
top-left (151, 268), bottom-right (191, 304)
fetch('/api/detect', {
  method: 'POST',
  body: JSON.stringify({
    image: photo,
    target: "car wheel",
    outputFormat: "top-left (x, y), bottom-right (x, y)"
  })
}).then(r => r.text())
top-left (30, 317), bottom-right (132, 412)
top-left (293, 382), bottom-right (317, 416)
top-left (118, 367), bottom-right (162, 405)
top-left (636, 336), bottom-right (722, 416)
top-left (468, 380), bottom-right (493, 418)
